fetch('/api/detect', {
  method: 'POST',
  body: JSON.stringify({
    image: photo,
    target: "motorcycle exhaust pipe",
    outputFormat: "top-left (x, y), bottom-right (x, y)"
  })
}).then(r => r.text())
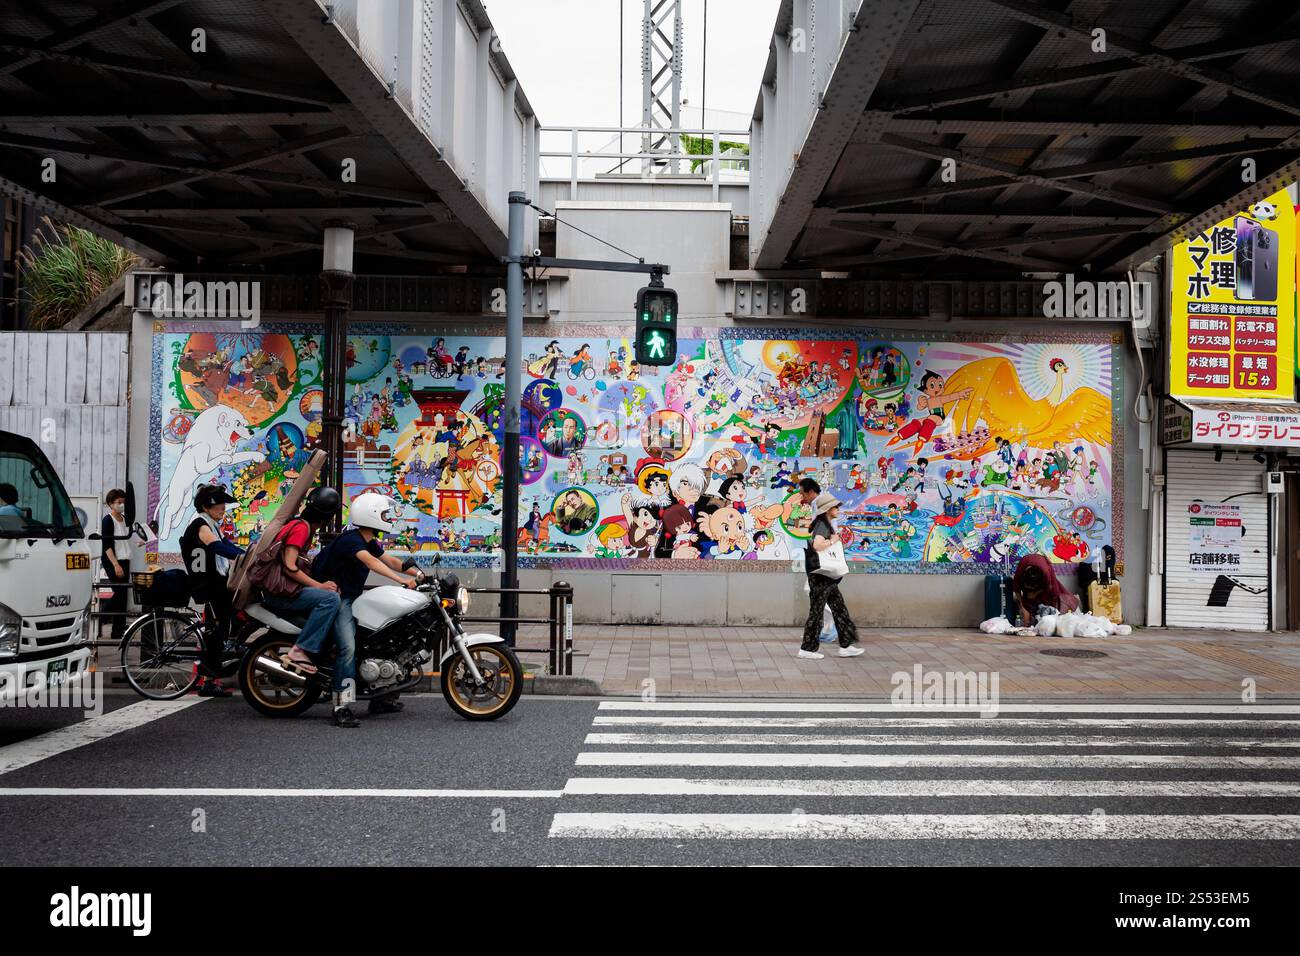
top-left (254, 653), bottom-right (309, 686)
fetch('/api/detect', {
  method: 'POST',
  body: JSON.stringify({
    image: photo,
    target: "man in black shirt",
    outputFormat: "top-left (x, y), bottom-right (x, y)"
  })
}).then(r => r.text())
top-left (312, 492), bottom-right (422, 726)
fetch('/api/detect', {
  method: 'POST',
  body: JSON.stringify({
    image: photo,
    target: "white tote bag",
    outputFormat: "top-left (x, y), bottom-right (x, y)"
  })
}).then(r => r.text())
top-left (813, 539), bottom-right (849, 580)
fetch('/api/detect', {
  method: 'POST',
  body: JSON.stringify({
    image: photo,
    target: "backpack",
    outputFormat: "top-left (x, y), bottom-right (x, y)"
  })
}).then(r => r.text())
top-left (233, 519), bottom-right (311, 606)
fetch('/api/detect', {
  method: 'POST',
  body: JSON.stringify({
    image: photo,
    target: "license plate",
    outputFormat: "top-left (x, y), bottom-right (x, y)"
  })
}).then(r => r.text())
top-left (47, 658), bottom-right (69, 686)
top-left (66, 553), bottom-right (90, 570)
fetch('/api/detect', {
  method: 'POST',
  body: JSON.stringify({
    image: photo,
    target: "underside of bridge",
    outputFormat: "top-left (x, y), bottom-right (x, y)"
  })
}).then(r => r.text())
top-left (0, 0), bottom-right (536, 274)
top-left (752, 0), bottom-right (1300, 276)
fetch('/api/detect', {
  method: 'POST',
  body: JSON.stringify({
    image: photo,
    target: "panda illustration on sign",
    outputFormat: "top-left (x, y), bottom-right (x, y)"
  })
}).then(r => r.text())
top-left (1248, 199), bottom-right (1278, 222)
top-left (155, 404), bottom-right (265, 541)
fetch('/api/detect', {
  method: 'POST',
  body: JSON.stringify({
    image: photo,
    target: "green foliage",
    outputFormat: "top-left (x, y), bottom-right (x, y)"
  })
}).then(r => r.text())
top-left (679, 134), bottom-right (750, 173)
top-left (17, 217), bottom-right (138, 330)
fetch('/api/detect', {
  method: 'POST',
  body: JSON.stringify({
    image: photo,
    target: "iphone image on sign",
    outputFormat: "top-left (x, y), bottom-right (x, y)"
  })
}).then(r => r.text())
top-left (1234, 215), bottom-right (1278, 301)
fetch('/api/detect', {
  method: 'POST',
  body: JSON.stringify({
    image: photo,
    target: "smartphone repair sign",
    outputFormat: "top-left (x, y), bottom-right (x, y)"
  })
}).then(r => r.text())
top-left (1169, 187), bottom-right (1295, 401)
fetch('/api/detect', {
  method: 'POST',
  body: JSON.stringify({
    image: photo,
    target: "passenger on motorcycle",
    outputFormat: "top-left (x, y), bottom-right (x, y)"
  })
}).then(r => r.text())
top-left (179, 483), bottom-right (245, 698)
top-left (271, 487), bottom-right (343, 698)
top-left (312, 492), bottom-right (423, 727)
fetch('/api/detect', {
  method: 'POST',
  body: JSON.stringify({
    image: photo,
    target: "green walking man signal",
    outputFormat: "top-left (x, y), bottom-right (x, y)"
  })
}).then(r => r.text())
top-left (635, 284), bottom-right (678, 367)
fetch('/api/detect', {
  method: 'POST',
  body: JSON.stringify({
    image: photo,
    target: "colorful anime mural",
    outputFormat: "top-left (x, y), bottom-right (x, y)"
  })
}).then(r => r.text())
top-left (148, 324), bottom-right (1120, 571)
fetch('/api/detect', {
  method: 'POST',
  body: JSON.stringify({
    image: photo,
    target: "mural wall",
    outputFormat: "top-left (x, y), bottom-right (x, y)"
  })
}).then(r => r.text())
top-left (148, 323), bottom-right (1121, 572)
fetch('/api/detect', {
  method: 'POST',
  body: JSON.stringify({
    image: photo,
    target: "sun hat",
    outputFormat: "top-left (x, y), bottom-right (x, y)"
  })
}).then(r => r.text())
top-left (812, 492), bottom-right (842, 518)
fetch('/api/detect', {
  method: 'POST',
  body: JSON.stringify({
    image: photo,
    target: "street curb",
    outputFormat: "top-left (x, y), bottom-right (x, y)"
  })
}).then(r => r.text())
top-left (528, 675), bottom-right (605, 696)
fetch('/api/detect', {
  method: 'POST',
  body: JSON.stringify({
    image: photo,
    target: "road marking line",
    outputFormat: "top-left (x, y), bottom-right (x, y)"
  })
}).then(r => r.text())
top-left (583, 732), bottom-right (1300, 748)
top-left (0, 787), bottom-right (562, 798)
top-left (575, 752), bottom-right (1300, 768)
top-left (592, 716), bottom-right (1300, 729)
top-left (0, 698), bottom-right (207, 776)
top-left (596, 702), bottom-right (1300, 714)
top-left (547, 812), bottom-right (1300, 840)
top-left (561, 777), bottom-right (1300, 797)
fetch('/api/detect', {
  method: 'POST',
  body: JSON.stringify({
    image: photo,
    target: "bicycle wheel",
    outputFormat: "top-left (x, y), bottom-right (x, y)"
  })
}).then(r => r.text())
top-left (119, 609), bottom-right (205, 700)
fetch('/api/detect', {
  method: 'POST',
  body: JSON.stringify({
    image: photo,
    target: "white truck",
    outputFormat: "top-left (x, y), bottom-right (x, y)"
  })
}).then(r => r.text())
top-left (0, 430), bottom-right (94, 703)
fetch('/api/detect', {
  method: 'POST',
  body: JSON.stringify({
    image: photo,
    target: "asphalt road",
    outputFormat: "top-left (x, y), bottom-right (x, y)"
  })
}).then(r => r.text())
top-left (0, 692), bottom-right (1297, 866)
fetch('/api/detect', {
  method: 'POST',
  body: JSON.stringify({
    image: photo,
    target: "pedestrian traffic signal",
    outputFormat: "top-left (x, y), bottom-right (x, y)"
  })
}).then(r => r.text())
top-left (635, 285), bottom-right (677, 366)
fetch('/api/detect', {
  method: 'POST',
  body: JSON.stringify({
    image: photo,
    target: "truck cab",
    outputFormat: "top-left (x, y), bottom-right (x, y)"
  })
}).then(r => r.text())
top-left (0, 431), bottom-right (94, 703)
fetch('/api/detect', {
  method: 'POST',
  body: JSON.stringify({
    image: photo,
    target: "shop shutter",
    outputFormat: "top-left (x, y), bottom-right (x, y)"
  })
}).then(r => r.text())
top-left (1164, 449), bottom-right (1269, 630)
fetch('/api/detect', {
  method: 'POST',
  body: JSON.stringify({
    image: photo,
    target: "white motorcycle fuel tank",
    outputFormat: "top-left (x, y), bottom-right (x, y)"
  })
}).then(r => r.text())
top-left (351, 585), bottom-right (433, 632)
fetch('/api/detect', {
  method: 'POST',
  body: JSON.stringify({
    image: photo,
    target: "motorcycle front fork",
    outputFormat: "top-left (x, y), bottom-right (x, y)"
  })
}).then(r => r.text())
top-left (445, 625), bottom-right (487, 685)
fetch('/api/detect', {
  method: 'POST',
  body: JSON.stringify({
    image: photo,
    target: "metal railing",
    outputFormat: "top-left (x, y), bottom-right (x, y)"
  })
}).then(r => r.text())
top-left (539, 125), bottom-right (750, 198)
top-left (462, 581), bottom-right (574, 676)
top-left (89, 579), bottom-right (577, 677)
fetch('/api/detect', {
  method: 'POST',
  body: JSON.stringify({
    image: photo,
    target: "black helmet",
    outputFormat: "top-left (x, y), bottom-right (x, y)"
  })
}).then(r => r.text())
top-left (194, 484), bottom-right (237, 511)
top-left (301, 486), bottom-right (342, 523)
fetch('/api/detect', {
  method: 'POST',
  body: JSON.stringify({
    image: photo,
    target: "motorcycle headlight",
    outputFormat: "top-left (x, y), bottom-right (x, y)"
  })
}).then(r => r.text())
top-left (437, 572), bottom-right (461, 599)
top-left (0, 603), bottom-right (20, 659)
top-left (456, 587), bottom-right (470, 614)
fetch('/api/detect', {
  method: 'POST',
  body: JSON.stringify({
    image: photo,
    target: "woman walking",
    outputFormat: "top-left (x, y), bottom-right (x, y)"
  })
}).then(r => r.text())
top-left (799, 493), bottom-right (863, 660)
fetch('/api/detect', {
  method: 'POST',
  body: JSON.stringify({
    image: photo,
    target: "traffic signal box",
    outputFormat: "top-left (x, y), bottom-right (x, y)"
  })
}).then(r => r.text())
top-left (635, 285), bottom-right (678, 366)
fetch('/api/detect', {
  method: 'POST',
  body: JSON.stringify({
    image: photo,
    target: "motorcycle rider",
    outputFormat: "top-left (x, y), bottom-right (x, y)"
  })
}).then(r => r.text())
top-left (312, 492), bottom-right (423, 726)
top-left (268, 488), bottom-right (344, 715)
top-left (179, 484), bottom-right (245, 697)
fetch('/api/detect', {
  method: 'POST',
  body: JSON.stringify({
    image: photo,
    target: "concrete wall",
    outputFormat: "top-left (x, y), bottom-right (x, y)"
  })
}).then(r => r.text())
top-left (554, 201), bottom-right (733, 320)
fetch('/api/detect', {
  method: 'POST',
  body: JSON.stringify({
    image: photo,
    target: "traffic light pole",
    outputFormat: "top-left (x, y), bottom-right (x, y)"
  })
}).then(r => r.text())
top-left (501, 193), bottom-right (671, 646)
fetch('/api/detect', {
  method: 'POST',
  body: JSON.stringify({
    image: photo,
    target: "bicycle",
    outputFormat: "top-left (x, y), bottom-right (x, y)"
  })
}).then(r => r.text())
top-left (118, 603), bottom-right (253, 700)
top-left (567, 360), bottom-right (596, 381)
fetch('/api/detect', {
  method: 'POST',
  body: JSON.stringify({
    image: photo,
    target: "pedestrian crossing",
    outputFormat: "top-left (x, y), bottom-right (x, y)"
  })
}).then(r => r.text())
top-left (547, 700), bottom-right (1300, 846)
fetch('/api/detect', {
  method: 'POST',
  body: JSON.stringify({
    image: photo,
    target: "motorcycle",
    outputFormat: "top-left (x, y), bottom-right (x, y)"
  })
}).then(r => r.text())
top-left (236, 558), bottom-right (522, 721)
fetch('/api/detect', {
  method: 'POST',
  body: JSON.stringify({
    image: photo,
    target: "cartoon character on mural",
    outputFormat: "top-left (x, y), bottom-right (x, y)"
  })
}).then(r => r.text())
top-left (150, 329), bottom-right (1117, 571)
top-left (155, 404), bottom-right (266, 541)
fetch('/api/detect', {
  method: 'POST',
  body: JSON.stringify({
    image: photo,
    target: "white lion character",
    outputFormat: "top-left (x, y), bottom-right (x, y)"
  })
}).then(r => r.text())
top-left (155, 405), bottom-right (265, 541)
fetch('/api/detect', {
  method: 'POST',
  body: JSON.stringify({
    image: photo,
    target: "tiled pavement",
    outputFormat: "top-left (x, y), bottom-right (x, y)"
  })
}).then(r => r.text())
top-left (513, 624), bottom-right (1300, 698)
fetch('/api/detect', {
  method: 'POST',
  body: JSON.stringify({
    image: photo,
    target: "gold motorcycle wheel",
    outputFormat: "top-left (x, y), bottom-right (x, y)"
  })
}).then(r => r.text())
top-left (441, 644), bottom-right (522, 720)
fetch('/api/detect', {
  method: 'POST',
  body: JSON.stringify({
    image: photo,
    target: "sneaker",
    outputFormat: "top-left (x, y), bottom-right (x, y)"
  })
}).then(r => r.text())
top-left (368, 697), bottom-right (404, 715)
top-left (797, 649), bottom-right (825, 660)
top-left (838, 645), bottom-right (865, 658)
top-left (332, 706), bottom-right (361, 728)
top-left (197, 679), bottom-right (233, 698)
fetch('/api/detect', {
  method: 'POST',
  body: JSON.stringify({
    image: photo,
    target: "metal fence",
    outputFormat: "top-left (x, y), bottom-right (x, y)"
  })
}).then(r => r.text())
top-left (539, 125), bottom-right (750, 199)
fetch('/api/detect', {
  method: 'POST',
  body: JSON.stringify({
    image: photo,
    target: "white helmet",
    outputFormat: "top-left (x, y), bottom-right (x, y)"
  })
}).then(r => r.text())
top-left (349, 492), bottom-right (397, 533)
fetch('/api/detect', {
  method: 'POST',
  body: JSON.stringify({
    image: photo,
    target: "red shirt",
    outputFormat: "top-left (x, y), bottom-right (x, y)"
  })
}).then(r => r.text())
top-left (275, 519), bottom-right (312, 551)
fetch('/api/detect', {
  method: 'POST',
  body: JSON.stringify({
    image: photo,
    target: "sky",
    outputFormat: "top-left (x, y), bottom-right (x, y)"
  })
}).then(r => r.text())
top-left (484, 0), bottom-right (782, 130)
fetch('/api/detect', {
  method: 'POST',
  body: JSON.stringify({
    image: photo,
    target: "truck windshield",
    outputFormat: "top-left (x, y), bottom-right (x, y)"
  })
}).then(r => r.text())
top-left (0, 443), bottom-right (82, 540)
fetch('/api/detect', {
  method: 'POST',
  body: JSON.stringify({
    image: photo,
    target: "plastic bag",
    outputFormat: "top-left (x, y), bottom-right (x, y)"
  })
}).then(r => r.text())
top-left (980, 616), bottom-right (1017, 634)
top-left (1056, 612), bottom-right (1081, 639)
top-left (1036, 615), bottom-right (1058, 637)
top-left (819, 605), bottom-right (838, 643)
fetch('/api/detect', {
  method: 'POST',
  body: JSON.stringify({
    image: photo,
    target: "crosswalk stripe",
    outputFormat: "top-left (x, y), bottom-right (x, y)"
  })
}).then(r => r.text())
top-left (597, 702), bottom-right (1300, 714)
top-left (548, 812), bottom-right (1300, 840)
top-left (561, 777), bottom-right (1300, 797)
top-left (575, 752), bottom-right (1300, 768)
top-left (591, 716), bottom-right (1300, 730)
top-left (583, 732), bottom-right (1300, 748)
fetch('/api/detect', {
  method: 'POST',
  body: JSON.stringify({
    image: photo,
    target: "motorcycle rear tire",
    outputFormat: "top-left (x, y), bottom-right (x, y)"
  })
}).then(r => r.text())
top-left (237, 633), bottom-right (324, 718)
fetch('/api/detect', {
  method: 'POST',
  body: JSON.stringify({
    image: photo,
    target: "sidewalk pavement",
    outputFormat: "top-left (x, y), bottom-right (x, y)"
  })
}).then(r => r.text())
top-left (514, 624), bottom-right (1300, 698)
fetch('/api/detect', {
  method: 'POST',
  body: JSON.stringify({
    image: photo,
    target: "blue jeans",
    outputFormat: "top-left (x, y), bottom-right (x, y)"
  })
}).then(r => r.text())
top-left (265, 587), bottom-right (340, 664)
top-left (330, 598), bottom-right (359, 694)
